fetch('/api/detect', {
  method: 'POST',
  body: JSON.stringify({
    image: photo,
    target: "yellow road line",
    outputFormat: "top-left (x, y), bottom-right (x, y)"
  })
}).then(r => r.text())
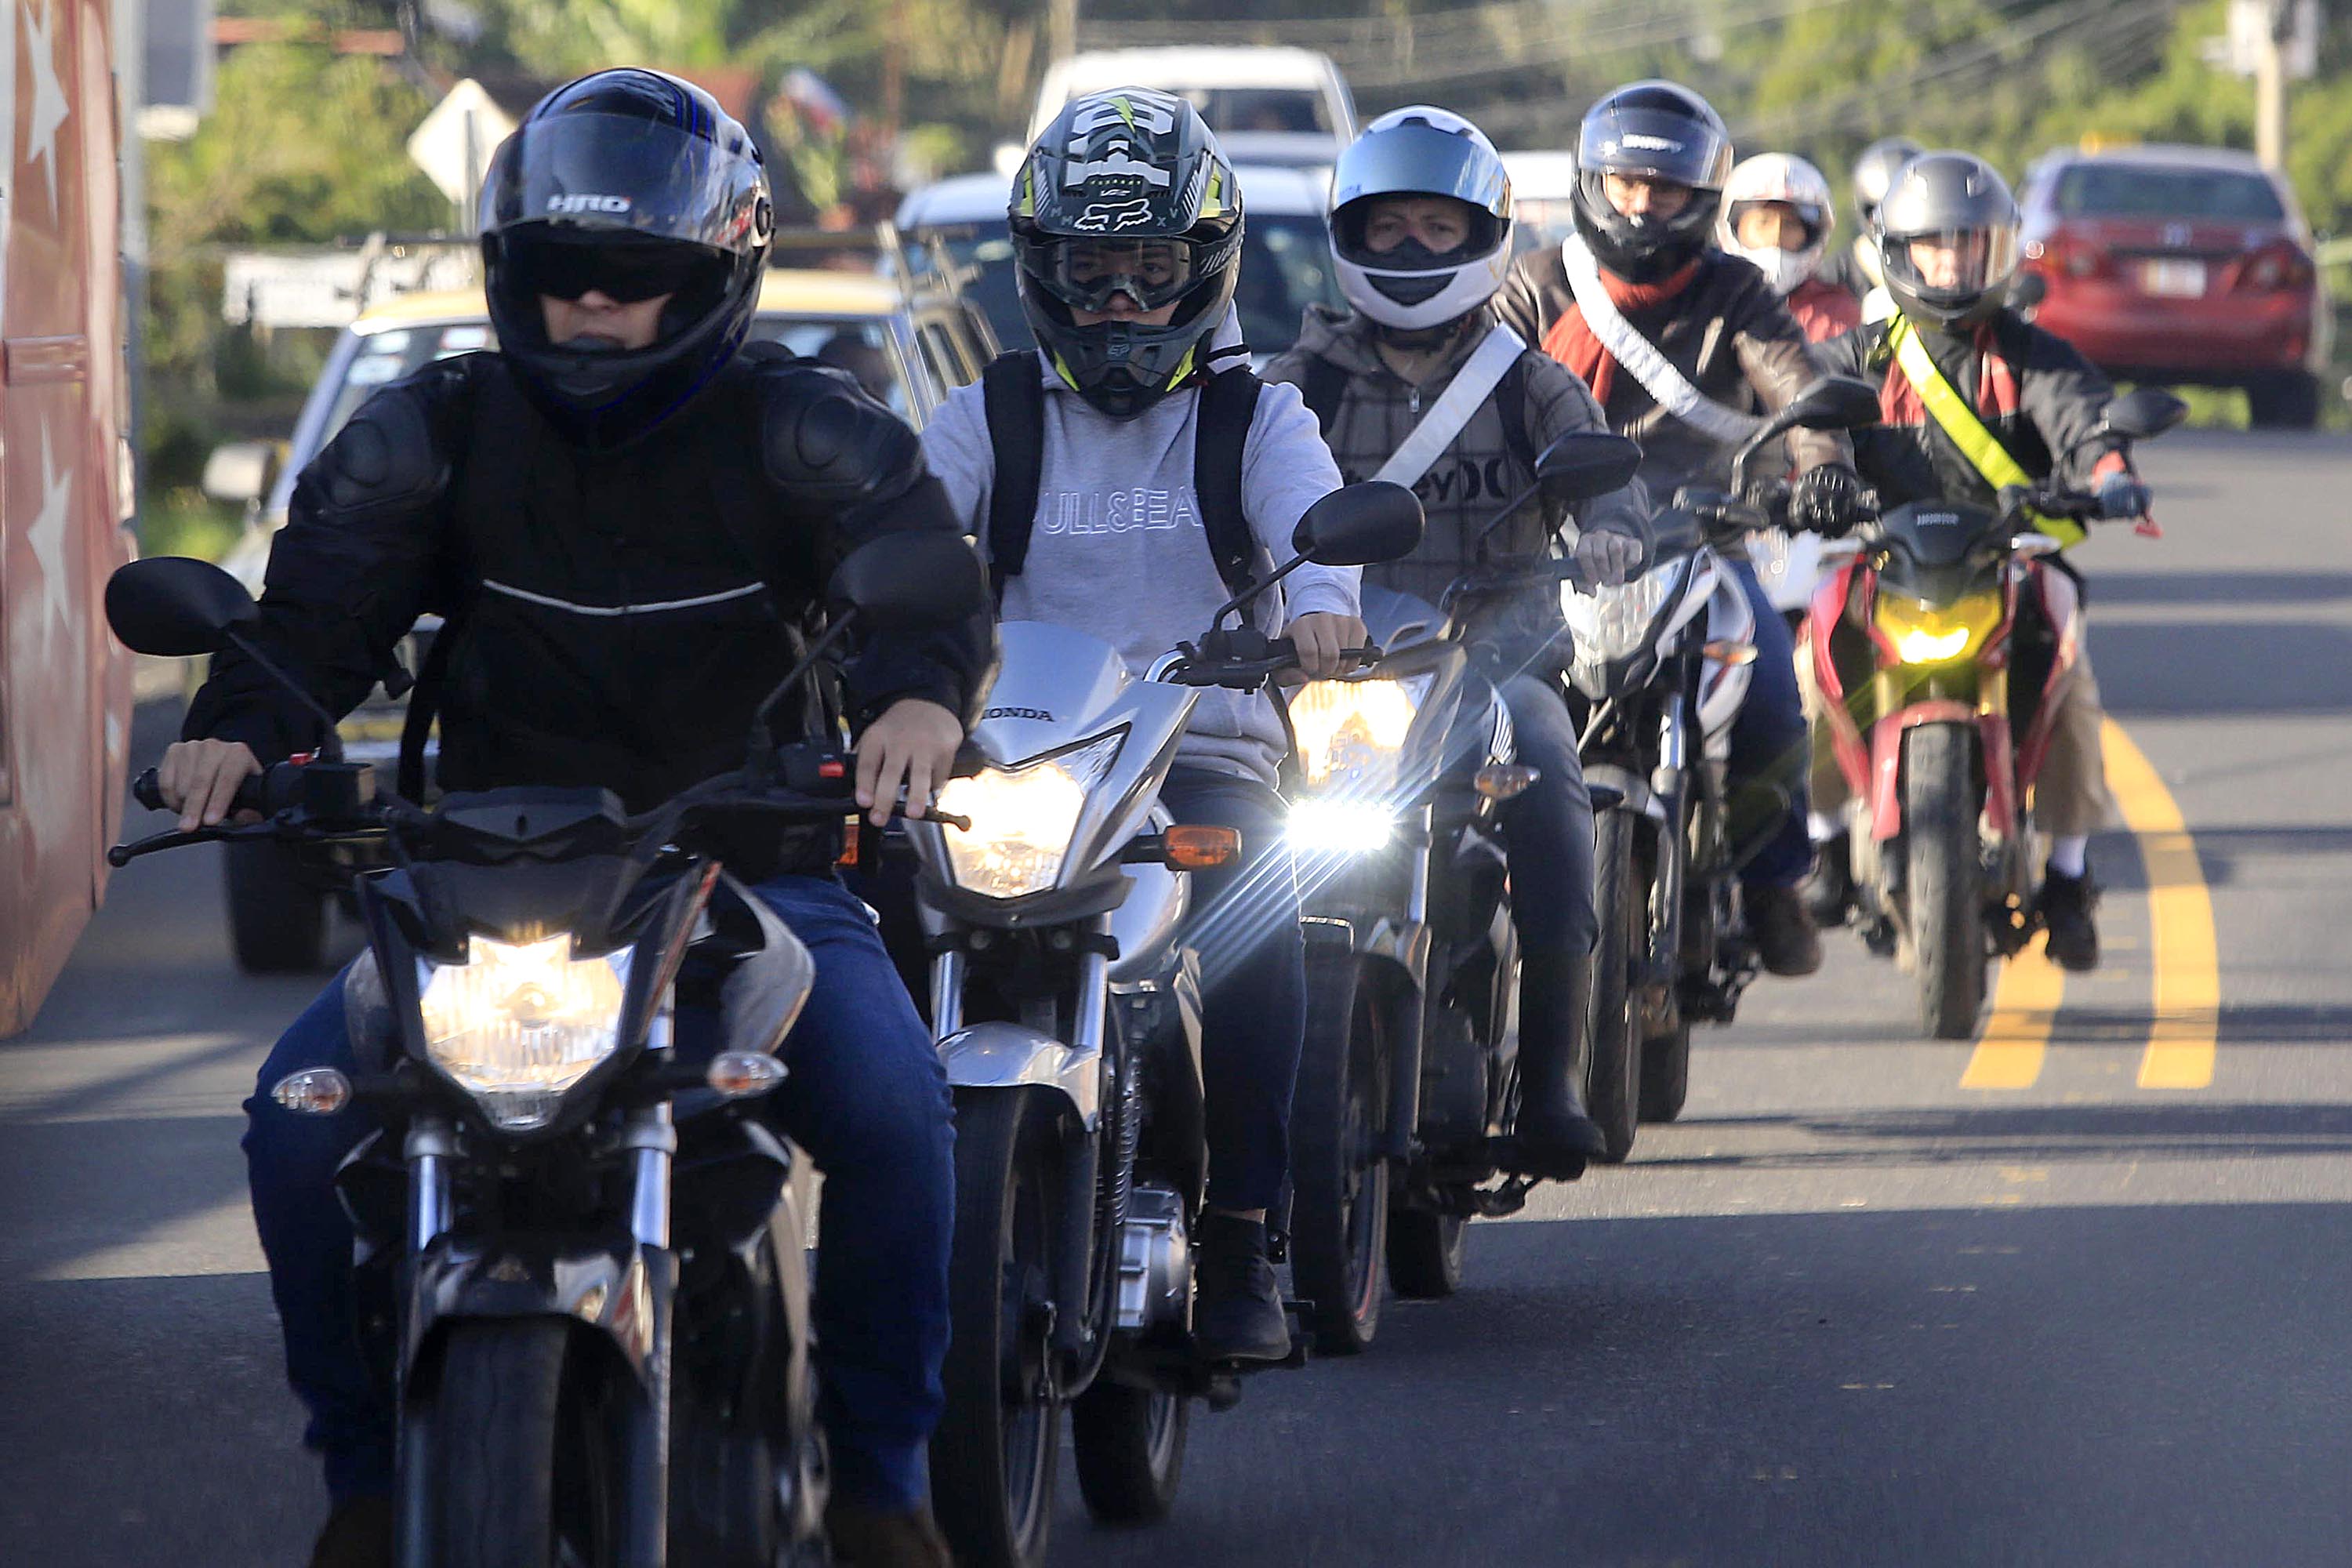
top-left (2100, 720), bottom-right (2219, 1089)
top-left (1961, 944), bottom-right (2063, 1088)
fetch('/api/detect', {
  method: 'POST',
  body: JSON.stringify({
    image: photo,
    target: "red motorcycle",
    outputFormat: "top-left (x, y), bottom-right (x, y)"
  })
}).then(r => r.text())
top-left (1807, 387), bottom-right (2183, 1037)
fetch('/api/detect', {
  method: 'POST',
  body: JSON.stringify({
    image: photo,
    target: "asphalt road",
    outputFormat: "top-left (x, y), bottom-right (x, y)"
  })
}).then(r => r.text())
top-left (6, 429), bottom-right (2352, 1566)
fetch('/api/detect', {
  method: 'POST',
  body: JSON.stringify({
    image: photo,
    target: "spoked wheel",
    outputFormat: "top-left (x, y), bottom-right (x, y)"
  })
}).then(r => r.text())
top-left (1584, 809), bottom-right (1643, 1161)
top-left (1904, 724), bottom-right (1988, 1040)
top-left (1072, 1379), bottom-right (1189, 1523)
top-left (428, 1319), bottom-right (619, 1568)
top-left (933, 1087), bottom-right (1064, 1568)
top-left (1290, 947), bottom-right (1392, 1354)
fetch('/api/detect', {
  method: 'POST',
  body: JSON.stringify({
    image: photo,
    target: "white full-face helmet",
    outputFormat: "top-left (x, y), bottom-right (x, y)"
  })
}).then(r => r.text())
top-left (1327, 105), bottom-right (1514, 334)
top-left (1718, 152), bottom-right (1835, 296)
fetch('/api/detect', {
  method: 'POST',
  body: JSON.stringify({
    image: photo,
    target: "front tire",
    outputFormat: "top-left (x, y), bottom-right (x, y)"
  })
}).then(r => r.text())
top-left (1289, 948), bottom-right (1390, 1355)
top-left (223, 840), bottom-right (332, 974)
top-left (932, 1087), bottom-right (1063, 1568)
top-left (1904, 724), bottom-right (1987, 1039)
top-left (1386, 1207), bottom-right (1467, 1299)
top-left (1071, 1380), bottom-right (1189, 1523)
top-left (429, 1319), bottom-right (615, 1567)
top-left (1584, 810), bottom-right (1643, 1161)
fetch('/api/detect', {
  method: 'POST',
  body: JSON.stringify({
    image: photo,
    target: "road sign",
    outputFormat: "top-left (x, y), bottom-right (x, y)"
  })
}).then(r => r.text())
top-left (407, 78), bottom-right (517, 216)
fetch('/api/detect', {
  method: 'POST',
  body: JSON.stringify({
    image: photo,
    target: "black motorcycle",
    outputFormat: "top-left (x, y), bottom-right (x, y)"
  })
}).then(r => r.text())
top-left (103, 529), bottom-right (989, 1567)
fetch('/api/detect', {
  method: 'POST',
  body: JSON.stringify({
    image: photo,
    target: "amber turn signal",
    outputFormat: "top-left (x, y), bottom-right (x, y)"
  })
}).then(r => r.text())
top-left (272, 1067), bottom-right (352, 1116)
top-left (706, 1052), bottom-right (789, 1099)
top-left (1704, 640), bottom-right (1758, 666)
top-left (1474, 763), bottom-right (1541, 802)
top-left (1163, 825), bottom-right (1242, 869)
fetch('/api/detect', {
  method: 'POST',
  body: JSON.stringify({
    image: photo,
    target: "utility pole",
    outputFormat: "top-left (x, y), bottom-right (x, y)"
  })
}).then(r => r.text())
top-left (1048, 0), bottom-right (1079, 67)
top-left (2254, 0), bottom-right (2291, 172)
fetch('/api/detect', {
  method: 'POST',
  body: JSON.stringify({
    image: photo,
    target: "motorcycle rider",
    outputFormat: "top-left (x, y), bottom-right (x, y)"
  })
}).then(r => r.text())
top-left (920, 89), bottom-right (1366, 1361)
top-left (1824, 135), bottom-right (1926, 316)
top-left (1719, 152), bottom-right (1859, 344)
top-left (155, 71), bottom-right (991, 1568)
top-left (1495, 79), bottom-right (1867, 978)
top-left (1261, 105), bottom-right (1648, 1174)
top-left (1809, 151), bottom-right (2146, 969)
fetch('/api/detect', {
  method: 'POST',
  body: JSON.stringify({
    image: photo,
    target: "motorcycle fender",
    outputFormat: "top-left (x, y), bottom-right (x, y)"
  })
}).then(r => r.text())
top-left (936, 1021), bottom-right (1099, 1130)
top-left (1867, 706), bottom-right (1977, 842)
top-left (1810, 564), bottom-right (1875, 799)
top-left (405, 1232), bottom-right (673, 1386)
top-left (1582, 763), bottom-right (1666, 822)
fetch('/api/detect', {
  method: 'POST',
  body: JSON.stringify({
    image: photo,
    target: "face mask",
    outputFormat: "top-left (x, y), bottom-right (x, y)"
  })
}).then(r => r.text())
top-left (1744, 243), bottom-right (1821, 296)
top-left (1363, 236), bottom-right (1468, 272)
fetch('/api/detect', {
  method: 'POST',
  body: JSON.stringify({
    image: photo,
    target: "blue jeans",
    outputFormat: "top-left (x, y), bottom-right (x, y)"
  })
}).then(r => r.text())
top-left (242, 874), bottom-right (955, 1512)
top-left (1159, 767), bottom-right (1305, 1214)
top-left (1494, 673), bottom-right (1600, 955)
top-left (1726, 557), bottom-right (1813, 888)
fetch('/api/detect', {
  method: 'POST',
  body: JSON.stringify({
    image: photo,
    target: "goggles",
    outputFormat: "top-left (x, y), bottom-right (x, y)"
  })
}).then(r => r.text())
top-left (1024, 234), bottom-right (1203, 314)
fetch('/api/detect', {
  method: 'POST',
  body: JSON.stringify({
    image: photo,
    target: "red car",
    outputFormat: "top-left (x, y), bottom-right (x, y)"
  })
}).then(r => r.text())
top-left (2017, 143), bottom-right (2328, 428)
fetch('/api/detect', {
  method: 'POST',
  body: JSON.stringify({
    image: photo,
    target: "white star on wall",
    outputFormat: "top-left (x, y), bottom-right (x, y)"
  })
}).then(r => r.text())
top-left (20, 0), bottom-right (68, 213)
top-left (26, 420), bottom-right (75, 642)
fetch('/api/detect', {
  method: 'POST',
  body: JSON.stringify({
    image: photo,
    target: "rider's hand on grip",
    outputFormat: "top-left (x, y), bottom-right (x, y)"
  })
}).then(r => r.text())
top-left (155, 737), bottom-right (263, 833)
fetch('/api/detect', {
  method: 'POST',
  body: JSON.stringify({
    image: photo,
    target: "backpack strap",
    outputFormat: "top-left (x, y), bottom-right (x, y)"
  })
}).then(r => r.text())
top-left (980, 350), bottom-right (1047, 603)
top-left (1192, 365), bottom-right (1262, 599)
top-left (1495, 351), bottom-right (1538, 480)
top-left (1298, 353), bottom-right (1350, 437)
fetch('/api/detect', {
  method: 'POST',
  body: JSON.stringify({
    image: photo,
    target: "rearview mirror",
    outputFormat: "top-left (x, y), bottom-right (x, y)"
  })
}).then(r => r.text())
top-left (104, 557), bottom-right (260, 657)
top-left (1291, 481), bottom-right (1425, 567)
top-left (2102, 387), bottom-right (2188, 442)
top-left (201, 441), bottom-right (279, 508)
top-left (2009, 532), bottom-right (2066, 560)
top-left (828, 529), bottom-right (989, 633)
top-left (1780, 376), bottom-right (1882, 432)
top-left (2007, 271), bottom-right (2049, 313)
top-left (1534, 431), bottom-right (1643, 502)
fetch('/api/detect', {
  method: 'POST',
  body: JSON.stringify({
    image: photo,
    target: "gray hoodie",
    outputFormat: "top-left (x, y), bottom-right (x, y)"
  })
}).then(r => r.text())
top-left (1263, 305), bottom-right (1648, 610)
top-left (922, 351), bottom-right (1356, 786)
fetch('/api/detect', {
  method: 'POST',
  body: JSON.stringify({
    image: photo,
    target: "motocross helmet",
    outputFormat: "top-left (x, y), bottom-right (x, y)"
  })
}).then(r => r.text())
top-left (479, 69), bottom-right (773, 449)
top-left (1010, 89), bottom-right (1244, 419)
top-left (1718, 152), bottom-right (1835, 297)
top-left (1851, 136), bottom-right (1925, 229)
top-left (1875, 151), bottom-right (2020, 331)
top-left (1328, 105), bottom-right (1514, 336)
top-left (1570, 81), bottom-right (1734, 282)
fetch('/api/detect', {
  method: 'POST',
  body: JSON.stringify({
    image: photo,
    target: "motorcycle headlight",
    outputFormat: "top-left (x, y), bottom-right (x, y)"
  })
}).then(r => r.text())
top-left (1875, 590), bottom-right (2002, 666)
top-left (933, 732), bottom-right (1124, 899)
top-left (419, 935), bottom-right (633, 1131)
top-left (1287, 676), bottom-right (1432, 793)
top-left (1563, 564), bottom-right (1678, 664)
top-left (1288, 798), bottom-right (1399, 853)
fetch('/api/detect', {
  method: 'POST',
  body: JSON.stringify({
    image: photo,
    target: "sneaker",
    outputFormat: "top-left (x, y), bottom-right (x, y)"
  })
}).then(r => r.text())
top-left (1748, 884), bottom-right (1824, 977)
top-left (2037, 869), bottom-right (2100, 971)
top-left (825, 1500), bottom-right (953, 1568)
top-left (1190, 1211), bottom-right (1293, 1363)
top-left (308, 1496), bottom-right (393, 1568)
top-left (1804, 832), bottom-right (1854, 927)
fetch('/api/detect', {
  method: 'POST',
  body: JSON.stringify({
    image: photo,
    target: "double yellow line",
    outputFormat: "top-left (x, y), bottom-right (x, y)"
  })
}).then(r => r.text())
top-left (1959, 719), bottom-right (2218, 1091)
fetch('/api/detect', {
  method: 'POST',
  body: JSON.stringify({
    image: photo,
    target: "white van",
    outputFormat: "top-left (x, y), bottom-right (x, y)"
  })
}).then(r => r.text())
top-left (1028, 47), bottom-right (1356, 171)
top-left (1501, 150), bottom-right (1581, 257)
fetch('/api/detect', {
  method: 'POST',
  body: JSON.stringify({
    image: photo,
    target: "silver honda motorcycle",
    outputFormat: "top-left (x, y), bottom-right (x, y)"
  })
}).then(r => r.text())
top-left (907, 485), bottom-right (1423, 1568)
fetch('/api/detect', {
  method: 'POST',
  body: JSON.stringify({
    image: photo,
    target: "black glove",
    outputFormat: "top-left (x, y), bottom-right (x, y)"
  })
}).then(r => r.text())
top-left (1793, 463), bottom-right (1867, 537)
top-left (2096, 472), bottom-right (2153, 521)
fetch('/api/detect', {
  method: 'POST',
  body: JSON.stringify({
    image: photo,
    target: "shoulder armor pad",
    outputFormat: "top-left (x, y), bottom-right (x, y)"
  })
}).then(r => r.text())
top-left (755, 361), bottom-right (923, 508)
top-left (309, 366), bottom-right (464, 521)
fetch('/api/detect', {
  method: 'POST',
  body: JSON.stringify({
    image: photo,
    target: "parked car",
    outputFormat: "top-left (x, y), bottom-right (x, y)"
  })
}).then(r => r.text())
top-left (1026, 46), bottom-right (1356, 172)
top-left (1501, 149), bottom-right (1580, 257)
top-left (2017, 143), bottom-right (2329, 428)
top-left (897, 162), bottom-right (1345, 363)
top-left (196, 263), bottom-right (996, 973)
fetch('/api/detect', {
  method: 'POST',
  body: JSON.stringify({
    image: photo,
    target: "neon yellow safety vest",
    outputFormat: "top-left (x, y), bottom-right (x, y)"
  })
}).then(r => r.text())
top-left (1887, 314), bottom-right (2083, 548)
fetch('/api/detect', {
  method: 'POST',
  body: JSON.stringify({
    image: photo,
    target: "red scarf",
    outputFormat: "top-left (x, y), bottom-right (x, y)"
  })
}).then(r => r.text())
top-left (1540, 257), bottom-right (1703, 405)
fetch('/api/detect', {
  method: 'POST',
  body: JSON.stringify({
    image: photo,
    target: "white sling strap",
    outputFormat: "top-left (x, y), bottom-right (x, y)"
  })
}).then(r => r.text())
top-left (1371, 324), bottom-right (1528, 489)
top-left (1560, 234), bottom-right (1767, 448)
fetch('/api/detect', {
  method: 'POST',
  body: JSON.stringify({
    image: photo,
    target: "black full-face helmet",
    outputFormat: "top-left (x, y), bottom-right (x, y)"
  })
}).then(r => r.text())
top-left (1875, 151), bottom-right (2021, 331)
top-left (1570, 80), bottom-right (1734, 281)
top-left (1010, 88), bottom-right (1244, 419)
top-left (480, 69), bottom-right (773, 448)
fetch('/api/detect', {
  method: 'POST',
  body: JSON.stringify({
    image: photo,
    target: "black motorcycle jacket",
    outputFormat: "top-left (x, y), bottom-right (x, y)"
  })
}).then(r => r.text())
top-left (1815, 309), bottom-right (2134, 510)
top-left (184, 347), bottom-right (994, 827)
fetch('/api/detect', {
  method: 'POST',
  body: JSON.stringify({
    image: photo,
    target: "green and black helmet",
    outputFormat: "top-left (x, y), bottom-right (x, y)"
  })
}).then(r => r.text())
top-left (1010, 89), bottom-right (1244, 419)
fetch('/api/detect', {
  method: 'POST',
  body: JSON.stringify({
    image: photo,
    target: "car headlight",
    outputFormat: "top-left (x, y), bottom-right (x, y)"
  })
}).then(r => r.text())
top-left (933, 732), bottom-right (1124, 899)
top-left (1875, 590), bottom-right (2002, 666)
top-left (419, 935), bottom-right (633, 1131)
top-left (1563, 564), bottom-right (1678, 664)
top-left (1287, 676), bottom-right (1432, 793)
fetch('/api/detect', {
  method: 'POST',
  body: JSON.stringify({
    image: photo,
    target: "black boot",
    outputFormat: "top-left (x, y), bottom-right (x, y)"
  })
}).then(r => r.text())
top-left (308, 1496), bottom-right (392, 1568)
top-left (1748, 884), bottom-right (1824, 976)
top-left (1805, 831), bottom-right (1854, 927)
top-left (1497, 945), bottom-right (1606, 1179)
top-left (1191, 1211), bottom-right (1292, 1363)
top-left (2037, 868), bottom-right (2100, 971)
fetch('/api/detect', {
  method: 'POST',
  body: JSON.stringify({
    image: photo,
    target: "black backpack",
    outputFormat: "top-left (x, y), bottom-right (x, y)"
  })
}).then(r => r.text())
top-left (978, 348), bottom-right (1264, 604)
top-left (1293, 345), bottom-right (1540, 481)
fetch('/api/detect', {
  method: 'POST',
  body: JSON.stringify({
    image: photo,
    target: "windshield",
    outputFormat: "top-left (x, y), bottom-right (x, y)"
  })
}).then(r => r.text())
top-left (1512, 198), bottom-right (1579, 257)
top-left (1177, 87), bottom-right (1331, 136)
top-left (2053, 165), bottom-right (2286, 223)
